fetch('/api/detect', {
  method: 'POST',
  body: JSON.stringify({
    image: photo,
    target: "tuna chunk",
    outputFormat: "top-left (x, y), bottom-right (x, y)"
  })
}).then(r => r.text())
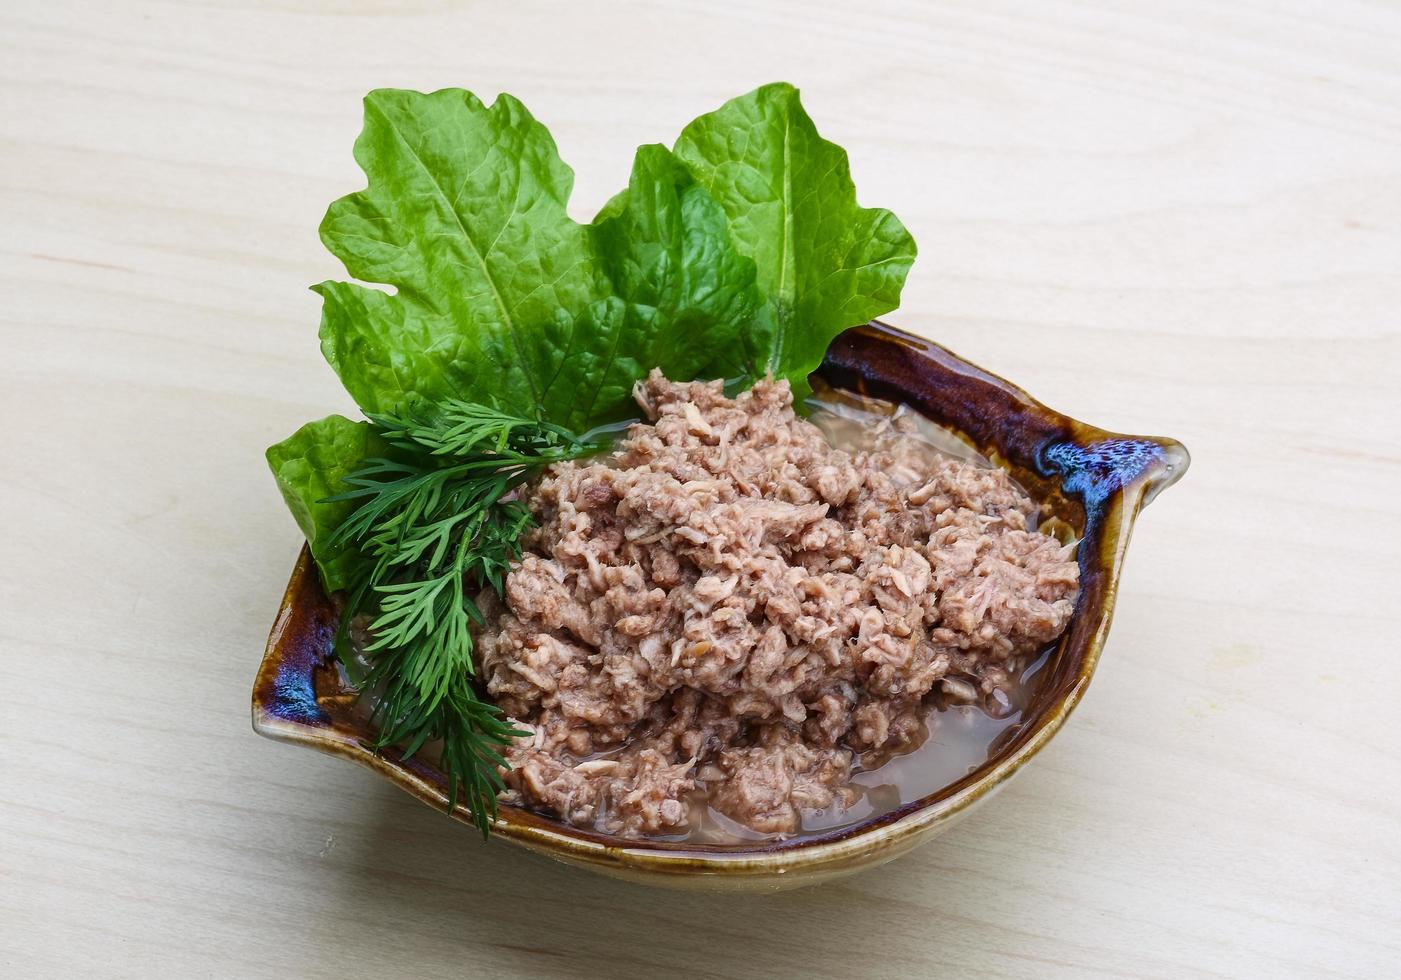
top-left (481, 371), bottom-right (1078, 839)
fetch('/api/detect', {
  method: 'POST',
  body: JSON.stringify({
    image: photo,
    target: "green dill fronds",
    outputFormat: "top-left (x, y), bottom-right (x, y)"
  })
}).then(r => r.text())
top-left (324, 400), bottom-right (601, 836)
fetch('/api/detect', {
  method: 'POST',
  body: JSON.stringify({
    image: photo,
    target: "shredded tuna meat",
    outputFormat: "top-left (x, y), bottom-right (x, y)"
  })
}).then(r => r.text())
top-left (478, 370), bottom-right (1078, 839)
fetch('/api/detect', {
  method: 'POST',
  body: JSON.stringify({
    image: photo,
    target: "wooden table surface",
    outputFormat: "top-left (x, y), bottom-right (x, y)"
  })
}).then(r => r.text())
top-left (4, 1), bottom-right (1399, 976)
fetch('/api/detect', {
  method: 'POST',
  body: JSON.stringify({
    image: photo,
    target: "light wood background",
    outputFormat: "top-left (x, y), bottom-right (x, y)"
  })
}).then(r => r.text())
top-left (3, 1), bottom-right (1399, 977)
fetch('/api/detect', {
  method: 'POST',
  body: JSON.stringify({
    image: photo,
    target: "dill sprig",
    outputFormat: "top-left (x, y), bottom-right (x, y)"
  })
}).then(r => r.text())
top-left (325, 400), bottom-right (601, 835)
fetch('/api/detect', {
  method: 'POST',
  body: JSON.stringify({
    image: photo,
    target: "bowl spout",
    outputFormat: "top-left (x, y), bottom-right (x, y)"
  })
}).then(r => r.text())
top-left (1042, 436), bottom-right (1190, 515)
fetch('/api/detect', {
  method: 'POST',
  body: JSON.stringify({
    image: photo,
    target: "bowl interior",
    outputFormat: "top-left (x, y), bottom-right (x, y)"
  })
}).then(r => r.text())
top-left (253, 321), bottom-right (1188, 873)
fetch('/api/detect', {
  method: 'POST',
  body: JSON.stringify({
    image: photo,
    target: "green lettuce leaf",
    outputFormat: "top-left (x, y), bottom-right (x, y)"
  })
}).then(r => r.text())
top-left (591, 143), bottom-right (765, 376)
top-left (266, 415), bottom-right (387, 591)
top-left (315, 90), bottom-right (786, 431)
top-left (672, 82), bottom-right (916, 388)
top-left (316, 89), bottom-right (612, 426)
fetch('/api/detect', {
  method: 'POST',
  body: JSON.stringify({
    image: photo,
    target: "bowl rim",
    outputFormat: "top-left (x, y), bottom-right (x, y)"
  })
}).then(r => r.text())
top-left (252, 320), bottom-right (1188, 879)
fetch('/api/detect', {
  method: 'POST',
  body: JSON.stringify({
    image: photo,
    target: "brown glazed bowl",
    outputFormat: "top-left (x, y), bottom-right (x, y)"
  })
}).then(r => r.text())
top-left (252, 321), bottom-right (1187, 891)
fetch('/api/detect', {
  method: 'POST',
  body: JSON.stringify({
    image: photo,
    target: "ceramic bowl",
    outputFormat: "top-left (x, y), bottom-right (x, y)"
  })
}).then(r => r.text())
top-left (252, 320), bottom-right (1187, 891)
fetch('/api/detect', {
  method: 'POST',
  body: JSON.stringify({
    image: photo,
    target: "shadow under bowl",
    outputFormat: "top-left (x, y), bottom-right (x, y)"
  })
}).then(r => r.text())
top-left (252, 320), bottom-right (1188, 891)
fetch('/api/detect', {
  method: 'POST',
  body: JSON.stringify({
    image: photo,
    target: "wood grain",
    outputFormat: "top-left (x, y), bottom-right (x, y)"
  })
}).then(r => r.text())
top-left (2, 1), bottom-right (1398, 976)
